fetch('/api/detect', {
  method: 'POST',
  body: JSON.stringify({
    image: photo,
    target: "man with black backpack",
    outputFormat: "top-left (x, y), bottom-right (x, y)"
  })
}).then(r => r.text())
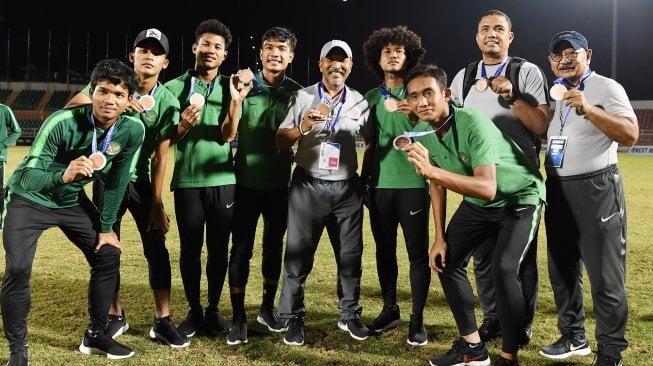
top-left (449, 9), bottom-right (551, 349)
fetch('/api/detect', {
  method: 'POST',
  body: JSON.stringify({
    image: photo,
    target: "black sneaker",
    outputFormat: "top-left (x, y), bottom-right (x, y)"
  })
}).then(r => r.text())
top-left (407, 313), bottom-right (428, 346)
top-left (203, 308), bottom-right (230, 335)
top-left (257, 306), bottom-right (287, 332)
top-left (368, 304), bottom-right (402, 333)
top-left (337, 315), bottom-right (370, 341)
top-left (226, 319), bottom-right (248, 346)
top-left (79, 329), bottom-right (134, 360)
top-left (593, 352), bottom-right (623, 366)
top-left (149, 316), bottom-right (190, 348)
top-left (540, 333), bottom-right (591, 359)
top-left (494, 356), bottom-right (520, 365)
top-left (429, 338), bottom-right (490, 366)
top-left (105, 309), bottom-right (129, 339)
top-left (519, 326), bottom-right (532, 348)
top-left (7, 347), bottom-right (28, 366)
top-left (283, 316), bottom-right (305, 346)
top-left (478, 317), bottom-right (501, 342)
top-left (178, 309), bottom-right (204, 337)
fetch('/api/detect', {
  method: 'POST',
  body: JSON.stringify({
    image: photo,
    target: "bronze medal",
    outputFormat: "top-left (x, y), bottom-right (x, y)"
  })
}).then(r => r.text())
top-left (384, 98), bottom-right (398, 112)
top-left (550, 84), bottom-right (567, 101)
top-left (139, 95), bottom-right (155, 110)
top-left (238, 68), bottom-right (254, 86)
top-left (316, 103), bottom-right (330, 116)
top-left (475, 78), bottom-right (489, 92)
top-left (392, 135), bottom-right (412, 150)
top-left (89, 152), bottom-right (107, 171)
top-left (189, 93), bottom-right (205, 107)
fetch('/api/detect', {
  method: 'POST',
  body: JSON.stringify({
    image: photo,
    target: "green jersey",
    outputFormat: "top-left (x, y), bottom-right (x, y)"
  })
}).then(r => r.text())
top-left (0, 103), bottom-right (22, 162)
top-left (81, 83), bottom-right (179, 183)
top-left (235, 72), bottom-right (302, 190)
top-left (416, 106), bottom-right (545, 207)
top-left (8, 105), bottom-right (145, 231)
top-left (365, 86), bottom-right (428, 189)
top-left (165, 71), bottom-right (235, 189)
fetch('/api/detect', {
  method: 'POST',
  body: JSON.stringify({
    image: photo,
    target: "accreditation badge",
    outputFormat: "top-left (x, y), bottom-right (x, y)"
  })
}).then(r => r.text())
top-left (545, 135), bottom-right (568, 168)
top-left (319, 142), bottom-right (341, 170)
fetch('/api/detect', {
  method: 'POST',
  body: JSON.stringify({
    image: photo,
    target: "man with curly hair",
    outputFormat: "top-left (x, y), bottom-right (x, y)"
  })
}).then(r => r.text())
top-left (361, 25), bottom-right (430, 346)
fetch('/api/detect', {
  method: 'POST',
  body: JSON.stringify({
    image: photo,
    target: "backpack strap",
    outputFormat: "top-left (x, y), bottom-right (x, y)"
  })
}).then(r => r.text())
top-left (460, 61), bottom-right (479, 106)
top-left (505, 56), bottom-right (526, 99)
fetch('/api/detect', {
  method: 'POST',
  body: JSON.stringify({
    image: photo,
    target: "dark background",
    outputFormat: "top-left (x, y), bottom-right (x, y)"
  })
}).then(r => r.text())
top-left (1, 0), bottom-right (651, 99)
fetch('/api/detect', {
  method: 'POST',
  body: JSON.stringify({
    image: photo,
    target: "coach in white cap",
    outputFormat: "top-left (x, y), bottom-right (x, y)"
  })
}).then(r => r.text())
top-left (276, 39), bottom-right (372, 346)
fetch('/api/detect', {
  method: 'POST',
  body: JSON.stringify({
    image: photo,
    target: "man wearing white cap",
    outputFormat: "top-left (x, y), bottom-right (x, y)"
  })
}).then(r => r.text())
top-left (276, 39), bottom-right (372, 346)
top-left (540, 30), bottom-right (638, 366)
top-left (65, 27), bottom-right (188, 348)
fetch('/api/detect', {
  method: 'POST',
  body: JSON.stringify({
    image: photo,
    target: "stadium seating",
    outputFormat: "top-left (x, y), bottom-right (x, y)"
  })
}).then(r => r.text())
top-left (635, 109), bottom-right (653, 145)
top-left (45, 90), bottom-right (72, 110)
top-left (0, 88), bottom-right (12, 103)
top-left (12, 89), bottom-right (45, 110)
top-left (17, 119), bottom-right (42, 145)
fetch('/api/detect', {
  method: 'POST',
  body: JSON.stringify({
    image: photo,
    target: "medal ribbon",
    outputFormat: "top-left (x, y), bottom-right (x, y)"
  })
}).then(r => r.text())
top-left (403, 113), bottom-right (454, 137)
top-left (378, 85), bottom-right (405, 100)
top-left (134, 81), bottom-right (158, 98)
top-left (318, 82), bottom-right (347, 134)
top-left (189, 75), bottom-right (216, 103)
top-left (480, 56), bottom-right (510, 80)
top-left (557, 69), bottom-right (593, 134)
top-left (89, 112), bottom-right (116, 154)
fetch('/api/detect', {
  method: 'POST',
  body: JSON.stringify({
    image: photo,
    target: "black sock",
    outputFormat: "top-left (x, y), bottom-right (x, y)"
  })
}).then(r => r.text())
top-left (261, 283), bottom-right (277, 309)
top-left (230, 293), bottom-right (245, 321)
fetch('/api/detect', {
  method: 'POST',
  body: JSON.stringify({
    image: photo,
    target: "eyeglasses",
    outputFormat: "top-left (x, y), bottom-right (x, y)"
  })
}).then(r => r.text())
top-left (549, 50), bottom-right (584, 62)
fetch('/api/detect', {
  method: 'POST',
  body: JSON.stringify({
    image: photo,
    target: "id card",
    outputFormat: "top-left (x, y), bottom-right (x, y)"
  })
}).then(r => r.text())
top-left (545, 135), bottom-right (568, 168)
top-left (319, 142), bottom-right (341, 170)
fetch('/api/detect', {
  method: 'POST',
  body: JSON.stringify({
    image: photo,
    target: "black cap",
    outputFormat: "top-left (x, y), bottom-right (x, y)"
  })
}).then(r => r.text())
top-left (549, 31), bottom-right (588, 54)
top-left (133, 28), bottom-right (169, 54)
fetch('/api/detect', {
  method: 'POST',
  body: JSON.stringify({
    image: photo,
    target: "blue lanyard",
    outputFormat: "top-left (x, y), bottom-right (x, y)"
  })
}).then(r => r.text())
top-left (378, 85), bottom-right (405, 100)
top-left (480, 57), bottom-right (509, 80)
top-left (134, 81), bottom-right (158, 98)
top-left (318, 82), bottom-right (346, 133)
top-left (188, 75), bottom-right (216, 103)
top-left (89, 112), bottom-right (116, 154)
top-left (558, 69), bottom-right (592, 134)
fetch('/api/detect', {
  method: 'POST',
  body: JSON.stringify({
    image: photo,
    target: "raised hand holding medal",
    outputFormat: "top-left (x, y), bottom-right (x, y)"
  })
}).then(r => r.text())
top-left (476, 57), bottom-right (509, 93)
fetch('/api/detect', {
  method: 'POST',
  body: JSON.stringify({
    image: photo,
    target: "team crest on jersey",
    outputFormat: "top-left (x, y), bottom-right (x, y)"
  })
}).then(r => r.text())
top-left (144, 111), bottom-right (158, 122)
top-left (459, 153), bottom-right (469, 163)
top-left (106, 142), bottom-right (121, 155)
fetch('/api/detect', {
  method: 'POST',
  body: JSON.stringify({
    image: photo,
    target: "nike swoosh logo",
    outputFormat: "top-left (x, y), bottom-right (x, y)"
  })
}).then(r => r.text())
top-left (409, 209), bottom-right (423, 216)
top-left (463, 354), bottom-right (487, 362)
top-left (226, 202), bottom-right (234, 209)
top-left (570, 342), bottom-right (587, 351)
top-left (601, 212), bottom-right (618, 222)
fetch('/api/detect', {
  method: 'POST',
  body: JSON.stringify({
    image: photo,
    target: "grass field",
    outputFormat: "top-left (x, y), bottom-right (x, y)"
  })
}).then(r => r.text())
top-left (0, 146), bottom-right (651, 365)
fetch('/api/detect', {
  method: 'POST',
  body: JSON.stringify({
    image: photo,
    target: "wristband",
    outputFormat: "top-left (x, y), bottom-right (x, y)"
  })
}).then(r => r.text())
top-left (504, 94), bottom-right (519, 105)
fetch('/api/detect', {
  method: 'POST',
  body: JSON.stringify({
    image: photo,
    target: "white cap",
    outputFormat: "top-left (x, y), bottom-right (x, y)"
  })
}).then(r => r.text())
top-left (320, 40), bottom-right (353, 59)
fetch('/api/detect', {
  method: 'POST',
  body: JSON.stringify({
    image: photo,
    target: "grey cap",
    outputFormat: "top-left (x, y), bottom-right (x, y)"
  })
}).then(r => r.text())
top-left (320, 40), bottom-right (353, 59)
